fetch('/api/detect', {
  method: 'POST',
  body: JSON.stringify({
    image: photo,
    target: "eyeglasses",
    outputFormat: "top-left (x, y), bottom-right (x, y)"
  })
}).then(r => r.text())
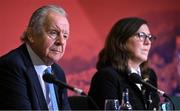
top-left (134, 32), bottom-right (156, 42)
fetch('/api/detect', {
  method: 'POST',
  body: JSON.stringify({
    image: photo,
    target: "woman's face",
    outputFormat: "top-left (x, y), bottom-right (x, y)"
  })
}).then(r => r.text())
top-left (127, 24), bottom-right (152, 64)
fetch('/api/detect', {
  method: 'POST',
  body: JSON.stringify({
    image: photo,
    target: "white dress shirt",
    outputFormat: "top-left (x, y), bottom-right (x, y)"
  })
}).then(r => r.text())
top-left (26, 44), bottom-right (51, 100)
top-left (130, 66), bottom-right (142, 90)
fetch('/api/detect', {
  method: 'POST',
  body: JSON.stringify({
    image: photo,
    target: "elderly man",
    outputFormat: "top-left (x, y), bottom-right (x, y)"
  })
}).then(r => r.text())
top-left (0, 5), bottom-right (71, 110)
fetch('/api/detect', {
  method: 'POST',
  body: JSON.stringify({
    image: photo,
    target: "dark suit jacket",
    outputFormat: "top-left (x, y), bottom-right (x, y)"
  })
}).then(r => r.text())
top-left (0, 44), bottom-right (71, 110)
top-left (88, 66), bottom-right (160, 110)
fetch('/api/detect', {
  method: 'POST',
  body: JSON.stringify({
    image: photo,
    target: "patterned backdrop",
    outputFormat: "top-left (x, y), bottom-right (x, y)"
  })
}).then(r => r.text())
top-left (0, 0), bottom-right (180, 99)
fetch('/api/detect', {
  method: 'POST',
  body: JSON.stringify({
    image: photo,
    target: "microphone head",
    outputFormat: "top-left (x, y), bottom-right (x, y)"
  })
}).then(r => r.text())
top-left (129, 73), bottom-right (142, 84)
top-left (43, 74), bottom-right (55, 83)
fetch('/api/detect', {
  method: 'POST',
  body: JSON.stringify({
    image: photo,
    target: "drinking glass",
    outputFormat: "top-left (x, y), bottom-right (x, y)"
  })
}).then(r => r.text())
top-left (159, 102), bottom-right (173, 111)
top-left (104, 99), bottom-right (120, 111)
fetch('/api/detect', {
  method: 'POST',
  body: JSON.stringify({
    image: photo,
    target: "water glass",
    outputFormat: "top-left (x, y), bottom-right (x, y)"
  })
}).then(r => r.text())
top-left (159, 102), bottom-right (173, 111)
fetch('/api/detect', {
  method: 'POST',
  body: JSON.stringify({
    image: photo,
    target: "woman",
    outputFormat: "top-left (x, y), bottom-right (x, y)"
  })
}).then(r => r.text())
top-left (88, 17), bottom-right (160, 110)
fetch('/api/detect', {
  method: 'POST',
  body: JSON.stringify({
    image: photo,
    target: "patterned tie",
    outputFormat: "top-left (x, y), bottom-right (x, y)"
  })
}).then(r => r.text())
top-left (44, 67), bottom-right (59, 111)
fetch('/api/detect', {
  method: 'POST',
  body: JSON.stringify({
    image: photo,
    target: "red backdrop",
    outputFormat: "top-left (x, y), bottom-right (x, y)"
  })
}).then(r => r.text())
top-left (0, 0), bottom-right (180, 96)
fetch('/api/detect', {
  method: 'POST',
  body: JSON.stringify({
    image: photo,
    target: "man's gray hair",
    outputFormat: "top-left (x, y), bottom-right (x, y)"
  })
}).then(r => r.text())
top-left (21, 5), bottom-right (68, 42)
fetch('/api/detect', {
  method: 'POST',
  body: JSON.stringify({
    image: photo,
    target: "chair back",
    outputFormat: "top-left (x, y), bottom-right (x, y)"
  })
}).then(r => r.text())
top-left (68, 95), bottom-right (90, 110)
top-left (68, 95), bottom-right (99, 110)
top-left (170, 96), bottom-right (180, 110)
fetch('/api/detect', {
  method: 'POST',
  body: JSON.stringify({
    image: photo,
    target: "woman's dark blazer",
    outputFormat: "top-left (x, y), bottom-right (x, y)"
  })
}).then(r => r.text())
top-left (88, 66), bottom-right (160, 110)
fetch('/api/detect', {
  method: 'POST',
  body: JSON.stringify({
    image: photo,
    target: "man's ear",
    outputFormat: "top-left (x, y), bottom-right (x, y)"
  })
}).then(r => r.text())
top-left (27, 28), bottom-right (34, 43)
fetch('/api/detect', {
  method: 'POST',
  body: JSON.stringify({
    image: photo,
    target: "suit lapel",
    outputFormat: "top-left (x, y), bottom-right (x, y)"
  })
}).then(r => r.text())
top-left (26, 66), bottom-right (48, 109)
top-left (20, 44), bottom-right (48, 110)
top-left (123, 73), bottom-right (147, 108)
top-left (130, 81), bottom-right (148, 109)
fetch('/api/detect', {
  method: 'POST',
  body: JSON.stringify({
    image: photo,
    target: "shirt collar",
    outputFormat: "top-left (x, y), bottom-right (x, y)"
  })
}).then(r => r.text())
top-left (26, 43), bottom-right (51, 75)
top-left (130, 66), bottom-right (141, 77)
top-left (26, 43), bottom-right (45, 65)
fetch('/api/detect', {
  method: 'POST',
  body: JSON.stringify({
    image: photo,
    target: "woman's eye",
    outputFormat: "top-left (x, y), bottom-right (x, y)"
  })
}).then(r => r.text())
top-left (140, 34), bottom-right (146, 38)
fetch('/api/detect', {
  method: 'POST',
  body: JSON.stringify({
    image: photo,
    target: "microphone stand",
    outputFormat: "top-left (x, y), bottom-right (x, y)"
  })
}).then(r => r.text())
top-left (141, 80), bottom-right (175, 110)
top-left (129, 73), bottom-right (175, 110)
top-left (161, 94), bottom-right (175, 110)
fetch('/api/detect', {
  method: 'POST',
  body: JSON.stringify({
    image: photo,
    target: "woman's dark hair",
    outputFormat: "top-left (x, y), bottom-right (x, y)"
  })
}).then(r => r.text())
top-left (96, 17), bottom-right (149, 74)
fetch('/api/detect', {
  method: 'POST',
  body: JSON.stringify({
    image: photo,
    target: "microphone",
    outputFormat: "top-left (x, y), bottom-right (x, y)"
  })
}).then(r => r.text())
top-left (129, 73), bottom-right (175, 110)
top-left (43, 74), bottom-right (86, 95)
top-left (43, 74), bottom-right (100, 110)
top-left (129, 73), bottom-right (167, 97)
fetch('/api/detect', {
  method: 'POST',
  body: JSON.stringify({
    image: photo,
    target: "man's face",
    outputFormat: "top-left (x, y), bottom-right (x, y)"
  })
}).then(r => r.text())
top-left (29, 12), bottom-right (70, 65)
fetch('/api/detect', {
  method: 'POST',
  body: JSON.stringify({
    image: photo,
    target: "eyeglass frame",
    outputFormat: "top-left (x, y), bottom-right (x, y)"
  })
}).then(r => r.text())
top-left (134, 32), bottom-right (157, 42)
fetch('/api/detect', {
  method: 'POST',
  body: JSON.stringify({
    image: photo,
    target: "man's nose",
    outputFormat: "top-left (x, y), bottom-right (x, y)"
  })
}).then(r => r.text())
top-left (55, 35), bottom-right (66, 45)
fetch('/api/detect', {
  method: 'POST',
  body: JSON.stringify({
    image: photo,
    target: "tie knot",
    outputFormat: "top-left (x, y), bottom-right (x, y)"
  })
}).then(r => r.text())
top-left (44, 67), bottom-right (52, 74)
